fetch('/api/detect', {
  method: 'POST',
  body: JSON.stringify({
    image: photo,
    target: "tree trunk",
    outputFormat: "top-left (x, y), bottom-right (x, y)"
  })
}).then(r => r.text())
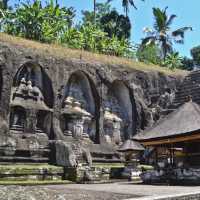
top-left (2, 0), bottom-right (8, 10)
top-left (93, 0), bottom-right (96, 25)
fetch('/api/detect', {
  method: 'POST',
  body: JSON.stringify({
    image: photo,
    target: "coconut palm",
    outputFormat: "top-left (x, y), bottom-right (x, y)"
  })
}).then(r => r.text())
top-left (108, 0), bottom-right (144, 17)
top-left (142, 7), bottom-right (192, 60)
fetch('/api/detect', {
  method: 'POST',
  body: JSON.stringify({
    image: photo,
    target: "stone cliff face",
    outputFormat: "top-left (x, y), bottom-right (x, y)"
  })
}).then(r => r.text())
top-left (0, 39), bottom-right (184, 165)
top-left (0, 42), bottom-right (182, 140)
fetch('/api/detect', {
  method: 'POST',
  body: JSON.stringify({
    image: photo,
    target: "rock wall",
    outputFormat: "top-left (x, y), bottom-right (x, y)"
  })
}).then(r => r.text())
top-left (0, 40), bottom-right (184, 164)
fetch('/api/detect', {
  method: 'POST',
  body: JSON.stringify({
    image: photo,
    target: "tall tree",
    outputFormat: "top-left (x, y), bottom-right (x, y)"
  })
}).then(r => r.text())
top-left (100, 10), bottom-right (131, 39)
top-left (108, 0), bottom-right (144, 17)
top-left (142, 7), bottom-right (192, 60)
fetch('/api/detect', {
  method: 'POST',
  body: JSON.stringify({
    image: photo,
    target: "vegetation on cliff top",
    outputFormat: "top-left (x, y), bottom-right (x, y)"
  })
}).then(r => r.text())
top-left (0, 33), bottom-right (187, 76)
top-left (0, 0), bottom-right (193, 73)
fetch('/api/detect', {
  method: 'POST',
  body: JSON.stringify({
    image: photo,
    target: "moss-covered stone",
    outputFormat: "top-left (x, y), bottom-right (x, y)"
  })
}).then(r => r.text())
top-left (0, 164), bottom-right (64, 182)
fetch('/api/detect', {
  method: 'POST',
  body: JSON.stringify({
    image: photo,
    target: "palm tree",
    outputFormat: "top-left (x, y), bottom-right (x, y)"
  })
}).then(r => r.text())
top-left (108, 0), bottom-right (144, 17)
top-left (142, 7), bottom-right (192, 60)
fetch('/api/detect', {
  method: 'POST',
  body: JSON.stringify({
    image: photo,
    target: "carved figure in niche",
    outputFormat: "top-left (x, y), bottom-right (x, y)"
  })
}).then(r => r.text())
top-left (73, 118), bottom-right (84, 138)
top-left (104, 107), bottom-right (122, 145)
top-left (62, 97), bottom-right (92, 139)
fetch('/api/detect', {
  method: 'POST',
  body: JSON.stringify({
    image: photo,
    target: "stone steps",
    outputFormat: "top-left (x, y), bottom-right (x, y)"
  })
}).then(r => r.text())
top-left (171, 71), bottom-right (200, 106)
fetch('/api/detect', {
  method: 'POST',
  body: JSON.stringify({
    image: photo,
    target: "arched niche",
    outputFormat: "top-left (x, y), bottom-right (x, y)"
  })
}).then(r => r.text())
top-left (13, 62), bottom-right (54, 108)
top-left (61, 70), bottom-right (99, 142)
top-left (105, 80), bottom-right (136, 143)
top-left (10, 62), bottom-right (54, 135)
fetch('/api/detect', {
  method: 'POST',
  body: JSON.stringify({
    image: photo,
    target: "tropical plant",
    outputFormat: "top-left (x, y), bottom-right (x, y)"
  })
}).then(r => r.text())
top-left (4, 0), bottom-right (75, 43)
top-left (108, 0), bottom-right (144, 16)
top-left (162, 52), bottom-right (183, 70)
top-left (142, 7), bottom-right (192, 60)
top-left (136, 43), bottom-right (161, 65)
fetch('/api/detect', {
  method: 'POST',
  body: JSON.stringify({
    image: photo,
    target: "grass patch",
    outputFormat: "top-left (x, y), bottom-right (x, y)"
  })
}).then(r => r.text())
top-left (0, 33), bottom-right (188, 76)
top-left (0, 180), bottom-right (72, 186)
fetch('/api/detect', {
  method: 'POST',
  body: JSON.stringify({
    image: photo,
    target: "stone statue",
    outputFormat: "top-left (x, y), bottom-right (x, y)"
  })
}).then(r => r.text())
top-left (72, 118), bottom-right (84, 138)
top-left (62, 97), bottom-right (92, 139)
top-left (103, 107), bottom-right (122, 144)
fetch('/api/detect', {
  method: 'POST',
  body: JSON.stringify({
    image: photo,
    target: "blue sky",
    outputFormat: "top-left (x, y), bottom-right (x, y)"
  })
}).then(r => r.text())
top-left (11, 0), bottom-right (200, 57)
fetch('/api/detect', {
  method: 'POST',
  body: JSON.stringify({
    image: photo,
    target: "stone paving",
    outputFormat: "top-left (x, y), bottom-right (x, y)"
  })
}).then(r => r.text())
top-left (45, 182), bottom-right (200, 199)
top-left (1, 182), bottom-right (200, 200)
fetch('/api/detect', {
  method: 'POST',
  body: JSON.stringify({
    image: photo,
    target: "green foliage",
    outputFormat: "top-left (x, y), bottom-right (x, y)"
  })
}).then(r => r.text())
top-left (4, 0), bottom-right (75, 43)
top-left (136, 44), bottom-right (161, 65)
top-left (181, 57), bottom-right (194, 71)
top-left (82, 3), bottom-right (131, 40)
top-left (61, 23), bottom-right (134, 57)
top-left (1, 0), bottom-right (134, 58)
top-left (162, 52), bottom-right (183, 70)
top-left (100, 10), bottom-right (131, 39)
top-left (191, 45), bottom-right (200, 65)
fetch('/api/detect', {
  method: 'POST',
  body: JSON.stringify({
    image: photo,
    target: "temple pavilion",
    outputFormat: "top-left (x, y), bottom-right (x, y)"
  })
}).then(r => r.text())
top-left (134, 100), bottom-right (200, 168)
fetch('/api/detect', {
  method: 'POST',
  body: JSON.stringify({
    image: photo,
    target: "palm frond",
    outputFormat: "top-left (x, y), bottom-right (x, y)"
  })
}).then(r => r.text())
top-left (166, 14), bottom-right (176, 27)
top-left (153, 7), bottom-right (167, 32)
top-left (128, 0), bottom-right (137, 10)
top-left (172, 27), bottom-right (192, 38)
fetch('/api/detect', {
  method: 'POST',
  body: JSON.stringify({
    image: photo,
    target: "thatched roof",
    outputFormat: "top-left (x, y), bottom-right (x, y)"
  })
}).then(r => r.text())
top-left (134, 101), bottom-right (200, 141)
top-left (118, 139), bottom-right (144, 152)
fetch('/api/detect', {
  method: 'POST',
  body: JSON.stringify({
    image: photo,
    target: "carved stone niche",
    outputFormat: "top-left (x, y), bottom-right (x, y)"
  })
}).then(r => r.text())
top-left (61, 96), bottom-right (93, 140)
top-left (105, 81), bottom-right (135, 143)
top-left (61, 71), bottom-right (98, 142)
top-left (10, 78), bottom-right (53, 135)
top-left (103, 107), bottom-right (122, 145)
